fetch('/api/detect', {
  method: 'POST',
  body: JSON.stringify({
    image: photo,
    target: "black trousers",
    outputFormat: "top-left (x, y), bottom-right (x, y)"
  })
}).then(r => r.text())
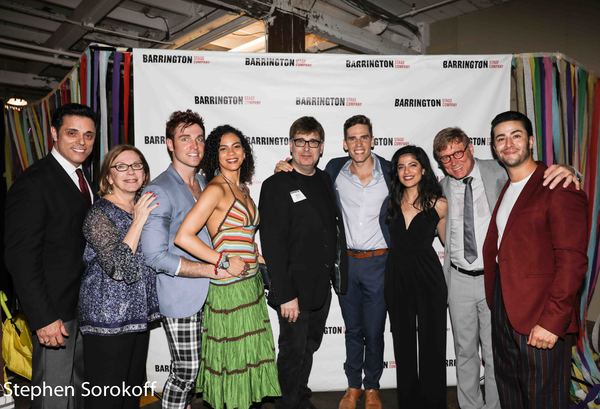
top-left (275, 292), bottom-right (331, 409)
top-left (389, 288), bottom-right (447, 409)
top-left (83, 331), bottom-right (150, 409)
top-left (492, 273), bottom-right (572, 409)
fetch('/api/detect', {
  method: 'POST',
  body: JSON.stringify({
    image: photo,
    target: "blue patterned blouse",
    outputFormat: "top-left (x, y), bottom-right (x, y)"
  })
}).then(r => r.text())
top-left (79, 198), bottom-right (160, 335)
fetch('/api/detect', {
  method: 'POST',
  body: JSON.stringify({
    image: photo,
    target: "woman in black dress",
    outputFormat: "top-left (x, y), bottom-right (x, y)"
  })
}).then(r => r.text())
top-left (385, 145), bottom-right (448, 409)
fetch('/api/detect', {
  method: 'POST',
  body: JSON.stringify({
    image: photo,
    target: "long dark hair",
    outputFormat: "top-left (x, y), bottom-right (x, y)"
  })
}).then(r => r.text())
top-left (388, 145), bottom-right (442, 221)
top-left (200, 125), bottom-right (255, 184)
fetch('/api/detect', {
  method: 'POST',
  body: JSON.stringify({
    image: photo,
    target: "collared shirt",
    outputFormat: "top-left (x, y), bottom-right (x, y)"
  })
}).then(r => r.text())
top-left (51, 148), bottom-right (93, 203)
top-left (448, 162), bottom-right (490, 270)
top-left (335, 155), bottom-right (388, 250)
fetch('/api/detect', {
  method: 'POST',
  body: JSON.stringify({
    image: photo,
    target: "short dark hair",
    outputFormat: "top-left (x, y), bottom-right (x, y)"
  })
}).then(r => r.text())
top-left (51, 103), bottom-right (97, 130)
top-left (289, 116), bottom-right (325, 141)
top-left (201, 125), bottom-right (255, 184)
top-left (432, 127), bottom-right (470, 161)
top-left (343, 115), bottom-right (372, 138)
top-left (490, 111), bottom-right (533, 140)
top-left (98, 144), bottom-right (150, 196)
top-left (165, 110), bottom-right (205, 140)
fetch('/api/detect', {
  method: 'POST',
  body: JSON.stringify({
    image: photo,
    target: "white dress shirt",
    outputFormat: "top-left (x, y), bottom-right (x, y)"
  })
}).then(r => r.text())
top-left (448, 162), bottom-right (490, 270)
top-left (51, 148), bottom-right (93, 203)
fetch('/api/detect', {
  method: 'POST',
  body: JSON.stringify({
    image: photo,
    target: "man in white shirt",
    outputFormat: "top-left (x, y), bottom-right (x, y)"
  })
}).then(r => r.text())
top-left (434, 125), bottom-right (578, 409)
top-left (482, 111), bottom-right (587, 409)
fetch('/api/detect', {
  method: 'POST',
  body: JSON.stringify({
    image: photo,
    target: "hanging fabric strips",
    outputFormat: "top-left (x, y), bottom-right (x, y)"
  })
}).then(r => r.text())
top-left (515, 53), bottom-right (600, 409)
top-left (2, 46), bottom-right (132, 185)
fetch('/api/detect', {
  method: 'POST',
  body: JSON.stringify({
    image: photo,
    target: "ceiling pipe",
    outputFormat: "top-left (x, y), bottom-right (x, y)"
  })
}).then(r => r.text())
top-left (0, 37), bottom-right (82, 58)
top-left (397, 0), bottom-right (460, 19)
top-left (1, 1), bottom-right (172, 46)
top-left (0, 47), bottom-right (75, 67)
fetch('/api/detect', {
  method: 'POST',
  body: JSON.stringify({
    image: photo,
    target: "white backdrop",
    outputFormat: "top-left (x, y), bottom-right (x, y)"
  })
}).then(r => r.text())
top-left (133, 50), bottom-right (511, 391)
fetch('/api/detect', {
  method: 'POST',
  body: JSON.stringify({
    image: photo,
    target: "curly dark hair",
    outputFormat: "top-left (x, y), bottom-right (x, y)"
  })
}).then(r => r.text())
top-left (388, 145), bottom-right (443, 222)
top-left (200, 125), bottom-right (255, 184)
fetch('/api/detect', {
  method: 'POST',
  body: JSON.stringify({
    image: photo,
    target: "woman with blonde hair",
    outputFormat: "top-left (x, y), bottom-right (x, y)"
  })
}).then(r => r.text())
top-left (79, 144), bottom-right (160, 409)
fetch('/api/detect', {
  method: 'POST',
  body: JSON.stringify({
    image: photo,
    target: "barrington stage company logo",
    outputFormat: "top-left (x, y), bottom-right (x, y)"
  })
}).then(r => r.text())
top-left (141, 53), bottom-right (212, 64)
top-left (394, 98), bottom-right (457, 108)
top-left (346, 58), bottom-right (410, 69)
top-left (296, 96), bottom-right (363, 107)
top-left (470, 136), bottom-right (492, 146)
top-left (442, 58), bottom-right (505, 69)
top-left (194, 95), bottom-right (261, 105)
top-left (245, 57), bottom-right (311, 67)
top-left (248, 136), bottom-right (289, 146)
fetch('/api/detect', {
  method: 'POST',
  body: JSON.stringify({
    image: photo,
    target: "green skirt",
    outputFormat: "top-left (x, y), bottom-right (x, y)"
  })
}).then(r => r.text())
top-left (197, 273), bottom-right (281, 409)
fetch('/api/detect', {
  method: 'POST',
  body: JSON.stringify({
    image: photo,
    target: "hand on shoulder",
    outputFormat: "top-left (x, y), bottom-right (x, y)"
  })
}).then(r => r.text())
top-left (434, 197), bottom-right (448, 219)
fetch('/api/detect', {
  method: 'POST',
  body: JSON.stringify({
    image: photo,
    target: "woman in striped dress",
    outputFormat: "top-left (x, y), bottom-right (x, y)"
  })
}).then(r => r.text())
top-left (175, 125), bottom-right (280, 409)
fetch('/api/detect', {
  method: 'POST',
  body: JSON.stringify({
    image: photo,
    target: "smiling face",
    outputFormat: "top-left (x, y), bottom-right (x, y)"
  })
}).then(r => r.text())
top-left (437, 140), bottom-right (475, 180)
top-left (396, 153), bottom-right (424, 189)
top-left (343, 123), bottom-right (373, 164)
top-left (290, 131), bottom-right (323, 175)
top-left (51, 115), bottom-right (96, 167)
top-left (107, 150), bottom-right (146, 195)
top-left (492, 120), bottom-right (534, 168)
top-left (218, 132), bottom-right (246, 172)
top-left (167, 123), bottom-right (205, 170)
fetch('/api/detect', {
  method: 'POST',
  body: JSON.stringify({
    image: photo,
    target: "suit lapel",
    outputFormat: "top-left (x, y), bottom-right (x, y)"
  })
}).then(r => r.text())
top-left (478, 159), bottom-right (504, 212)
top-left (166, 164), bottom-right (201, 204)
top-left (47, 154), bottom-right (90, 206)
top-left (498, 164), bottom-right (544, 251)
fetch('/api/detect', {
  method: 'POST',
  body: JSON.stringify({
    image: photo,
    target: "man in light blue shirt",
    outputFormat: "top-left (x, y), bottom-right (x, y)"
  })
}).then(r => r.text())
top-left (325, 115), bottom-right (391, 409)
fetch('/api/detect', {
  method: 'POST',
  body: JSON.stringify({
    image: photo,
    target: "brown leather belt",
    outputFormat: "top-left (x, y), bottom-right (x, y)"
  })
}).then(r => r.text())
top-left (346, 248), bottom-right (389, 259)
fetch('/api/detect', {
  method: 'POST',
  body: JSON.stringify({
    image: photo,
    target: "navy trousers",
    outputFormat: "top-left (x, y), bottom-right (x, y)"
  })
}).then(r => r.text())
top-left (338, 254), bottom-right (387, 389)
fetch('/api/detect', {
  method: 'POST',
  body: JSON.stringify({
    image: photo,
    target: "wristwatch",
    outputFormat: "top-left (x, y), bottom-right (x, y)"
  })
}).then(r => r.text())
top-left (217, 254), bottom-right (230, 270)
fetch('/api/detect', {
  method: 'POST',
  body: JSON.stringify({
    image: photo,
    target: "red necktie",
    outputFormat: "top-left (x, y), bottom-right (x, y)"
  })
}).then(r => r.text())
top-left (75, 168), bottom-right (91, 208)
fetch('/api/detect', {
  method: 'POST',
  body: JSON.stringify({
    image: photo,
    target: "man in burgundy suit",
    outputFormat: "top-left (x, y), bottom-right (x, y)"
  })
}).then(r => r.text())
top-left (482, 111), bottom-right (588, 409)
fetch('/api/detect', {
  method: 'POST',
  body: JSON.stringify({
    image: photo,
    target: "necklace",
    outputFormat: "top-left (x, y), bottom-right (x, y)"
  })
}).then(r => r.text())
top-left (221, 174), bottom-right (248, 198)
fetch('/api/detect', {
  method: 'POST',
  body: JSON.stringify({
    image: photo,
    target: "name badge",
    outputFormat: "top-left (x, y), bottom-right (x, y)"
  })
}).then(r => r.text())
top-left (290, 190), bottom-right (307, 203)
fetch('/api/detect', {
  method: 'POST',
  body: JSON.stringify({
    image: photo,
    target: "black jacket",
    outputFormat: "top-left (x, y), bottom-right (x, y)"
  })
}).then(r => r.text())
top-left (259, 168), bottom-right (348, 311)
top-left (5, 155), bottom-right (89, 330)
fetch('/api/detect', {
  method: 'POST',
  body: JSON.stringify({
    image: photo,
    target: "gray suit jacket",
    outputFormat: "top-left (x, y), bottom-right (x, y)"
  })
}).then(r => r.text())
top-left (440, 159), bottom-right (507, 288)
top-left (141, 165), bottom-right (211, 318)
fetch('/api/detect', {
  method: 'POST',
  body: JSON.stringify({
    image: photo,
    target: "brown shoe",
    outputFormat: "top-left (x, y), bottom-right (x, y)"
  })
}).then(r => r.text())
top-left (338, 387), bottom-right (363, 409)
top-left (364, 389), bottom-right (382, 409)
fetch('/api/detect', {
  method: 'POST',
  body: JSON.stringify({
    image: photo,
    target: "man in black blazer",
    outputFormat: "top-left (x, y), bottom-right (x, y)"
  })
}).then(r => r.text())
top-left (5, 103), bottom-right (96, 409)
top-left (259, 116), bottom-right (348, 409)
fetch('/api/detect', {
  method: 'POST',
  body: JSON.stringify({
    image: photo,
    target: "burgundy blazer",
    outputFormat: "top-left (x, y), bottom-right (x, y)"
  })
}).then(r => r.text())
top-left (482, 163), bottom-right (588, 337)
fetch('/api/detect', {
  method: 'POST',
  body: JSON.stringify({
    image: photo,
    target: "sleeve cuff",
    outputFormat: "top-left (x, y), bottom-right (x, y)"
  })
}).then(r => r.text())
top-left (174, 258), bottom-right (182, 276)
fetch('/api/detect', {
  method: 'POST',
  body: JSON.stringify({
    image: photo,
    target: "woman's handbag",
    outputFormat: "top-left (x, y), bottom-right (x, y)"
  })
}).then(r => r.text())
top-left (1, 291), bottom-right (32, 380)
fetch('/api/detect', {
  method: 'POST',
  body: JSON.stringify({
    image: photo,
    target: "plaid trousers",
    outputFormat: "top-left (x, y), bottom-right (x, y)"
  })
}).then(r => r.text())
top-left (161, 311), bottom-right (202, 409)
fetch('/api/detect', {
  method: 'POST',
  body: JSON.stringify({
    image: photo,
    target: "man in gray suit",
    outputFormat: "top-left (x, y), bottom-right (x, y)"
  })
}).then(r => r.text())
top-left (141, 110), bottom-right (246, 409)
top-left (433, 127), bottom-right (577, 409)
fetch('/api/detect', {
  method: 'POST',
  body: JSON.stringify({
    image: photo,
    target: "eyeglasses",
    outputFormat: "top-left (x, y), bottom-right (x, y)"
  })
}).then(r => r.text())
top-left (438, 144), bottom-right (470, 164)
top-left (111, 162), bottom-right (145, 172)
top-left (292, 138), bottom-right (322, 148)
